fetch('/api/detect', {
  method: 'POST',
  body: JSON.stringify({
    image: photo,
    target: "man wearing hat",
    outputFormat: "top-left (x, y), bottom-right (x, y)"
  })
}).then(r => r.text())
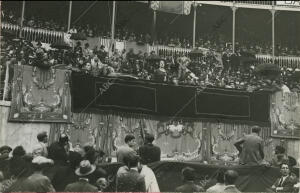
top-left (32, 131), bottom-right (48, 158)
top-left (0, 145), bottom-right (12, 179)
top-left (64, 160), bottom-right (98, 192)
top-left (138, 133), bottom-right (161, 165)
top-left (0, 145), bottom-right (12, 160)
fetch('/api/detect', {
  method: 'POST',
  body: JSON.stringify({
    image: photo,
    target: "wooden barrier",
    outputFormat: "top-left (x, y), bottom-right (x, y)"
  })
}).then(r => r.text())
top-left (256, 55), bottom-right (300, 69)
top-left (1, 22), bottom-right (64, 43)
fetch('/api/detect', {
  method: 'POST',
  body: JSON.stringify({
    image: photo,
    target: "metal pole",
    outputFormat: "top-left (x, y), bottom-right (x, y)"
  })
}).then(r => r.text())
top-left (110, 1), bottom-right (116, 55)
top-left (19, 0), bottom-right (25, 38)
top-left (152, 10), bottom-right (157, 46)
top-left (193, 3), bottom-right (197, 49)
top-left (271, 9), bottom-right (276, 63)
top-left (67, 1), bottom-right (72, 32)
top-left (232, 6), bottom-right (237, 53)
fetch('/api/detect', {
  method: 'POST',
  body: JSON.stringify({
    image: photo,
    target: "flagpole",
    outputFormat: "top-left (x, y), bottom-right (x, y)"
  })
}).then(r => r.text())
top-left (231, 4), bottom-right (237, 53)
top-left (19, 0), bottom-right (25, 38)
top-left (67, 1), bottom-right (72, 32)
top-left (152, 10), bottom-right (157, 46)
top-left (192, 2), bottom-right (197, 49)
top-left (271, 2), bottom-right (276, 63)
top-left (110, 1), bottom-right (116, 56)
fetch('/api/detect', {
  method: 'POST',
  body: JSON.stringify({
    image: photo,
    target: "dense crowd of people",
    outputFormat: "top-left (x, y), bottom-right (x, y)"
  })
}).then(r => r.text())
top-left (2, 9), bottom-right (300, 57)
top-left (0, 129), bottom-right (299, 192)
top-left (1, 34), bottom-right (300, 102)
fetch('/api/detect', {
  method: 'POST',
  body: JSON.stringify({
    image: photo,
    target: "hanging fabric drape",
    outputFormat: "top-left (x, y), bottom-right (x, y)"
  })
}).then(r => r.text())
top-left (50, 111), bottom-right (278, 161)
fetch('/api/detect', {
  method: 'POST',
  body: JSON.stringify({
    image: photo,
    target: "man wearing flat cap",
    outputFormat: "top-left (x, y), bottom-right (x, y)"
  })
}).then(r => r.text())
top-left (64, 160), bottom-right (98, 192)
top-left (32, 131), bottom-right (48, 158)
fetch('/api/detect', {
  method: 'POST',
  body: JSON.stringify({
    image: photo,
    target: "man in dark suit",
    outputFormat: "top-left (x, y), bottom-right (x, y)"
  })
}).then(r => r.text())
top-left (64, 160), bottom-right (98, 192)
top-left (234, 126), bottom-right (265, 165)
top-left (116, 153), bottom-right (146, 192)
top-left (48, 134), bottom-right (69, 166)
top-left (229, 51), bottom-right (240, 72)
top-left (223, 170), bottom-right (241, 193)
top-left (175, 167), bottom-right (204, 192)
top-left (270, 162), bottom-right (298, 192)
top-left (222, 50), bottom-right (230, 72)
top-left (138, 133), bottom-right (161, 164)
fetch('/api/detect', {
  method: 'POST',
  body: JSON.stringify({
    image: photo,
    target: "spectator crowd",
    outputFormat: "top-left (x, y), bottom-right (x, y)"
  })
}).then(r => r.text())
top-left (2, 9), bottom-right (300, 57)
top-left (1, 33), bottom-right (300, 102)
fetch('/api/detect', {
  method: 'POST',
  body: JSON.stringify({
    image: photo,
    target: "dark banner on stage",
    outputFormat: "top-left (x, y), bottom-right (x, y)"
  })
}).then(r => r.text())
top-left (71, 73), bottom-right (270, 123)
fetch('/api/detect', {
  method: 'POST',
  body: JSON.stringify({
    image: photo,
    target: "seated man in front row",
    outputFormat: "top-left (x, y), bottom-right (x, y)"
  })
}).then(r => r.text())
top-left (270, 162), bottom-right (298, 192)
top-left (234, 126), bottom-right (265, 165)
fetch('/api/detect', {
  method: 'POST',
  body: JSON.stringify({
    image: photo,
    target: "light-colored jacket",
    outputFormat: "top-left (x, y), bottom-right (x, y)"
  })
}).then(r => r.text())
top-left (140, 165), bottom-right (160, 192)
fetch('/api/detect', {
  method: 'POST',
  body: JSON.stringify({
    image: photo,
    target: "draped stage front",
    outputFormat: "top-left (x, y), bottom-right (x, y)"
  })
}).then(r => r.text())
top-left (6, 66), bottom-right (299, 162)
top-left (46, 72), bottom-right (299, 162)
top-left (50, 113), bottom-right (273, 162)
top-left (93, 162), bottom-right (300, 192)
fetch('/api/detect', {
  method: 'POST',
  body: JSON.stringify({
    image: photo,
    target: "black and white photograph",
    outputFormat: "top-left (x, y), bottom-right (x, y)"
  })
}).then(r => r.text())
top-left (0, 1), bottom-right (300, 192)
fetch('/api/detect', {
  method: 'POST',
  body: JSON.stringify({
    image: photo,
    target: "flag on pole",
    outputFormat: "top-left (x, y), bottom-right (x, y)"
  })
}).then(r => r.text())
top-left (150, 1), bottom-right (192, 15)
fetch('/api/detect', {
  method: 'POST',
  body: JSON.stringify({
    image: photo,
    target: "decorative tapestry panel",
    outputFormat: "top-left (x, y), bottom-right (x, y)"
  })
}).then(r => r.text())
top-left (9, 64), bottom-right (71, 123)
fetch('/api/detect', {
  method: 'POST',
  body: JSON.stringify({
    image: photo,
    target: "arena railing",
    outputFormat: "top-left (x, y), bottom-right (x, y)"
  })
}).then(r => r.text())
top-left (1, 22), bottom-right (65, 43)
top-left (148, 45), bottom-right (192, 57)
top-left (0, 62), bottom-right (11, 106)
top-left (256, 55), bottom-right (300, 69)
top-left (148, 45), bottom-right (300, 69)
top-left (221, 1), bottom-right (273, 5)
